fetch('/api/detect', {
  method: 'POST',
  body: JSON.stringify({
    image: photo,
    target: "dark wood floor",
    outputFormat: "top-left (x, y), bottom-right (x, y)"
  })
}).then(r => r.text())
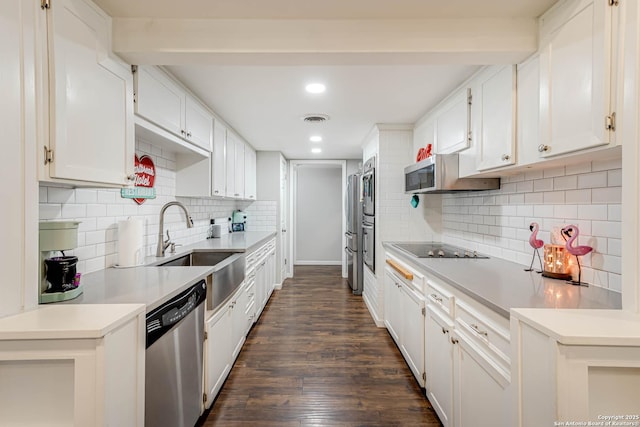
top-left (199, 265), bottom-right (442, 426)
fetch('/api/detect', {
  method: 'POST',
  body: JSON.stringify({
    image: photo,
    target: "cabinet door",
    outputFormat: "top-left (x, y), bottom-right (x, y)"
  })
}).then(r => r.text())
top-left (255, 262), bottom-right (266, 317)
top-left (47, 0), bottom-right (133, 186)
top-left (383, 270), bottom-right (402, 344)
top-left (231, 286), bottom-right (247, 362)
top-left (225, 131), bottom-right (237, 197)
top-left (244, 145), bottom-right (257, 200)
top-left (212, 120), bottom-right (226, 196)
top-left (425, 306), bottom-right (454, 427)
top-left (135, 66), bottom-right (184, 137)
top-left (454, 332), bottom-right (510, 427)
top-left (413, 116), bottom-right (436, 159)
top-left (475, 65), bottom-right (516, 171)
top-left (400, 285), bottom-right (425, 387)
top-left (205, 306), bottom-right (232, 408)
top-left (185, 94), bottom-right (213, 151)
top-left (435, 88), bottom-right (470, 154)
top-left (538, 0), bottom-right (614, 157)
top-left (516, 56), bottom-right (542, 167)
top-left (234, 138), bottom-right (246, 199)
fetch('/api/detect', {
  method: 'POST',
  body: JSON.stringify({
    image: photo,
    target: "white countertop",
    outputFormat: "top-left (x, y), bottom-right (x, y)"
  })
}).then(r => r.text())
top-left (511, 308), bottom-right (640, 346)
top-left (144, 231), bottom-right (276, 266)
top-left (69, 231), bottom-right (276, 311)
top-left (384, 242), bottom-right (622, 318)
top-left (67, 266), bottom-right (214, 311)
top-left (0, 304), bottom-right (145, 340)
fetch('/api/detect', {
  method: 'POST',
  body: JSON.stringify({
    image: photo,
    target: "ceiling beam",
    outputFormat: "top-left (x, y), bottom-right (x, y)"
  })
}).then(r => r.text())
top-left (112, 18), bottom-right (538, 65)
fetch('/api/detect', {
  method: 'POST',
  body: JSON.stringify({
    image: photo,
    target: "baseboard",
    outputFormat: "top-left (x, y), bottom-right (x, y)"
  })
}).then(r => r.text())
top-left (363, 292), bottom-right (385, 328)
top-left (294, 260), bottom-right (342, 266)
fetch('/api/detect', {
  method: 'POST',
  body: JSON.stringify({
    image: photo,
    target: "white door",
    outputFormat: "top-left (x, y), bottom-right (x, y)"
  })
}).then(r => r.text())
top-left (538, 0), bottom-right (613, 157)
top-left (244, 146), bottom-right (257, 200)
top-left (47, 0), bottom-right (133, 186)
top-left (184, 94), bottom-right (213, 151)
top-left (475, 65), bottom-right (516, 171)
top-left (279, 156), bottom-right (289, 280)
top-left (436, 88), bottom-right (470, 154)
top-left (204, 307), bottom-right (232, 408)
top-left (234, 138), bottom-right (245, 199)
top-left (135, 66), bottom-right (184, 136)
top-left (231, 286), bottom-right (247, 361)
top-left (454, 332), bottom-right (510, 427)
top-left (400, 285), bottom-right (425, 387)
top-left (212, 120), bottom-right (226, 196)
top-left (425, 307), bottom-right (454, 427)
top-left (383, 270), bottom-right (402, 344)
top-left (225, 131), bottom-right (236, 197)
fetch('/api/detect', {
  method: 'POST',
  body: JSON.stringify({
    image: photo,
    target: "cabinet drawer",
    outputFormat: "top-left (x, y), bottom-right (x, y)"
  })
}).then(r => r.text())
top-left (426, 280), bottom-right (455, 318)
top-left (455, 300), bottom-right (510, 368)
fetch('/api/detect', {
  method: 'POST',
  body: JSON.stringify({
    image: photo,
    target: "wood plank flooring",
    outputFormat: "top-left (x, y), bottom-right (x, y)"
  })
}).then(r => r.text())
top-left (198, 265), bottom-right (442, 426)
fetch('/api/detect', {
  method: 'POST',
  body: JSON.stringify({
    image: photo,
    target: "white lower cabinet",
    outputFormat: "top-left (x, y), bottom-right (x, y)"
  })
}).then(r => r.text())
top-left (425, 305), bottom-right (455, 427)
top-left (0, 306), bottom-right (145, 426)
top-left (384, 257), bottom-right (426, 387)
top-left (453, 329), bottom-right (510, 427)
top-left (204, 282), bottom-right (252, 408)
top-left (422, 273), bottom-right (511, 427)
top-left (204, 301), bottom-right (232, 408)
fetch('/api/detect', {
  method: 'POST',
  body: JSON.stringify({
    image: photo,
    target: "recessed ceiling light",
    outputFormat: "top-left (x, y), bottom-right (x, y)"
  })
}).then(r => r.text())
top-left (310, 136), bottom-right (322, 142)
top-left (311, 148), bottom-right (322, 154)
top-left (305, 83), bottom-right (326, 94)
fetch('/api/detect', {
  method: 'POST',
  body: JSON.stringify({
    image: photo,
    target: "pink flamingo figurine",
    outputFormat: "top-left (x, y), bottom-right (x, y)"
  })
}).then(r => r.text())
top-left (562, 224), bottom-right (593, 286)
top-left (525, 222), bottom-right (544, 273)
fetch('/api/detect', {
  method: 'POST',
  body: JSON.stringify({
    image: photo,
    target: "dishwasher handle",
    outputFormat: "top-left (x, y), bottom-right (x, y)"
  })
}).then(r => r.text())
top-left (146, 280), bottom-right (206, 348)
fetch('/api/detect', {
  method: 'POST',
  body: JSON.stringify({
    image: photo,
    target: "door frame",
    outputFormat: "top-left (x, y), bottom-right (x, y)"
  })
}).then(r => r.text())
top-left (289, 160), bottom-right (347, 277)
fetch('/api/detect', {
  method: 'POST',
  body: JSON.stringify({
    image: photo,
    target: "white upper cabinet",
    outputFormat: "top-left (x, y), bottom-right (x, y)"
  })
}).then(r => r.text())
top-left (184, 94), bottom-right (213, 151)
top-left (538, 0), bottom-right (616, 157)
top-left (413, 116), bottom-right (436, 160)
top-left (233, 135), bottom-right (245, 199)
top-left (244, 146), bottom-right (257, 200)
top-left (473, 65), bottom-right (517, 171)
top-left (42, 0), bottom-right (134, 187)
top-left (435, 88), bottom-right (470, 154)
top-left (135, 66), bottom-right (184, 137)
top-left (516, 56), bottom-right (543, 167)
top-left (134, 66), bottom-right (213, 152)
top-left (211, 120), bottom-right (227, 197)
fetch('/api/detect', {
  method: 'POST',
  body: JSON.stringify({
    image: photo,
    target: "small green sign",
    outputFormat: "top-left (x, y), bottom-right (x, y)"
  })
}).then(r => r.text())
top-left (121, 187), bottom-right (156, 199)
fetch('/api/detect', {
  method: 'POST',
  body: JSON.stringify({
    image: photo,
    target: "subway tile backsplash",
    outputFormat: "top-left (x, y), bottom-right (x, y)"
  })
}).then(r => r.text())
top-left (442, 159), bottom-right (622, 292)
top-left (39, 138), bottom-right (276, 275)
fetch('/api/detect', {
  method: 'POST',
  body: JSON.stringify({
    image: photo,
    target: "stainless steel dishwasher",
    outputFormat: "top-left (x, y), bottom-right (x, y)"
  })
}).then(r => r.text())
top-left (145, 280), bottom-right (206, 427)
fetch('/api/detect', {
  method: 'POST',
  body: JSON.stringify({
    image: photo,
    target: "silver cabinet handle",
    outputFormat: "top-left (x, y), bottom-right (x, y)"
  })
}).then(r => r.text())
top-left (538, 144), bottom-right (550, 153)
top-left (430, 293), bottom-right (443, 303)
top-left (181, 129), bottom-right (186, 135)
top-left (451, 337), bottom-right (459, 344)
top-left (187, 131), bottom-right (192, 138)
top-left (441, 327), bottom-right (448, 334)
top-left (214, 190), bottom-right (219, 194)
top-left (501, 154), bottom-right (510, 161)
top-left (127, 174), bottom-right (136, 182)
top-left (470, 323), bottom-right (488, 337)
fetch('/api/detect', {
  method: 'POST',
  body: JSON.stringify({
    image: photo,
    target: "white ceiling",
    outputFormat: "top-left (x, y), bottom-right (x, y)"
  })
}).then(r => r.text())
top-left (95, 0), bottom-right (558, 160)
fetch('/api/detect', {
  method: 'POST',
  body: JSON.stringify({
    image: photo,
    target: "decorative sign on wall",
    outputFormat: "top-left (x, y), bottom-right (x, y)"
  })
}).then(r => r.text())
top-left (120, 155), bottom-right (156, 205)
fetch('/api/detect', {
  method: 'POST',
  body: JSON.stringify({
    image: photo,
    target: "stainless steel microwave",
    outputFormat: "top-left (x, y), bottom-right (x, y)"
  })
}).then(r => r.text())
top-left (404, 154), bottom-right (500, 194)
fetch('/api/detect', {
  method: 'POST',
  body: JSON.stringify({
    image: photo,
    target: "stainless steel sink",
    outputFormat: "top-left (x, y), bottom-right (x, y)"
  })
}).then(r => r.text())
top-left (158, 252), bottom-right (235, 267)
top-left (157, 251), bottom-right (246, 312)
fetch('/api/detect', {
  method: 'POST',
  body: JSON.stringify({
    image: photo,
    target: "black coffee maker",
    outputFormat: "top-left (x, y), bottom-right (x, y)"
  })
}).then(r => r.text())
top-left (44, 255), bottom-right (79, 292)
top-left (39, 221), bottom-right (82, 303)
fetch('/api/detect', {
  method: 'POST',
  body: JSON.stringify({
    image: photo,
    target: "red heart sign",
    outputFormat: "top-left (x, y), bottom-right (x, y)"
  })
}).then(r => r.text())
top-left (133, 155), bottom-right (156, 205)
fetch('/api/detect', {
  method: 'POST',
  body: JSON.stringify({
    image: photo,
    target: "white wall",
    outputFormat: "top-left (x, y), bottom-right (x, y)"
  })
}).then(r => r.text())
top-left (295, 166), bottom-right (343, 264)
top-left (442, 159), bottom-right (622, 291)
top-left (39, 137), bottom-right (276, 275)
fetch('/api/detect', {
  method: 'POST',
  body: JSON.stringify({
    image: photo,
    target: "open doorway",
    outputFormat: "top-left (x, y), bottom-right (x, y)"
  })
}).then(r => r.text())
top-left (289, 160), bottom-right (347, 277)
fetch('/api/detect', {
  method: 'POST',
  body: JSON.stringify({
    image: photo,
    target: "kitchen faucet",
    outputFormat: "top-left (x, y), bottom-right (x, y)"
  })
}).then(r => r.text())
top-left (156, 201), bottom-right (194, 257)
